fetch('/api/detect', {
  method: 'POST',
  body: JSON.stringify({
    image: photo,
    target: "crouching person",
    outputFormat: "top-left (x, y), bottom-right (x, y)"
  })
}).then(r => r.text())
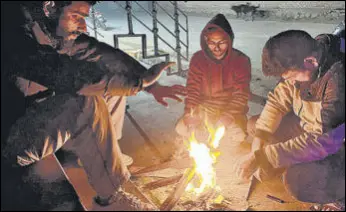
top-left (175, 14), bottom-right (251, 145)
top-left (1, 1), bottom-right (172, 210)
top-left (235, 30), bottom-right (345, 209)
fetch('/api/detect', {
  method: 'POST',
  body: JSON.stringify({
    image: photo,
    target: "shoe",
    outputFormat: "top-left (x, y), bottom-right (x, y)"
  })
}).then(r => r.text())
top-left (94, 188), bottom-right (158, 211)
top-left (311, 200), bottom-right (345, 211)
top-left (78, 153), bottom-right (134, 167)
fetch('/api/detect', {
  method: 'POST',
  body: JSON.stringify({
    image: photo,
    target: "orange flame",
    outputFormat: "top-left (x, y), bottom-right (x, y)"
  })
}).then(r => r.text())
top-left (184, 121), bottom-right (225, 195)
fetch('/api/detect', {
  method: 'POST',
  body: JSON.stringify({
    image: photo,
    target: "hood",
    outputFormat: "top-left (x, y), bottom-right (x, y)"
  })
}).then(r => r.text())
top-left (200, 14), bottom-right (235, 63)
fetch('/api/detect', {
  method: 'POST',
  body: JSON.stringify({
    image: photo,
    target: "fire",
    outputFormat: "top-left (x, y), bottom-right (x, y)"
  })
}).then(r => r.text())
top-left (185, 123), bottom-right (225, 195)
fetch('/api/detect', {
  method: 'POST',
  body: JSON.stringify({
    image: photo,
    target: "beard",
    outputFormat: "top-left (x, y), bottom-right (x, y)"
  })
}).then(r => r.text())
top-left (38, 16), bottom-right (65, 50)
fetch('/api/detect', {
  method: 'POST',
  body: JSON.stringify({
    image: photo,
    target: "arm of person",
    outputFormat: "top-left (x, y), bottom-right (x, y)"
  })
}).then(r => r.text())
top-left (64, 34), bottom-right (174, 96)
top-left (184, 54), bottom-right (203, 116)
top-left (15, 33), bottom-right (171, 96)
top-left (65, 34), bottom-right (150, 78)
top-left (13, 50), bottom-right (143, 97)
top-left (254, 80), bottom-right (295, 144)
top-left (219, 56), bottom-right (251, 126)
top-left (144, 82), bottom-right (187, 107)
top-left (257, 64), bottom-right (345, 169)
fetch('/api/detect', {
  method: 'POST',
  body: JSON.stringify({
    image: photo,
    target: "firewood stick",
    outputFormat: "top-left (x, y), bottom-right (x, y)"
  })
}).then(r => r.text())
top-left (132, 158), bottom-right (193, 176)
top-left (160, 168), bottom-right (196, 211)
top-left (142, 174), bottom-right (183, 191)
top-left (245, 176), bottom-right (257, 201)
top-left (125, 180), bottom-right (158, 208)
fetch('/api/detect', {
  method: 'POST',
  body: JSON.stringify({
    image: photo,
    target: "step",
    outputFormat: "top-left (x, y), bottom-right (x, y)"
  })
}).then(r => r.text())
top-left (143, 54), bottom-right (169, 59)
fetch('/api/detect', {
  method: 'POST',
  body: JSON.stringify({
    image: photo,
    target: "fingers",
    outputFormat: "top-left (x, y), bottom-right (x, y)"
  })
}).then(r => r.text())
top-left (171, 85), bottom-right (187, 96)
top-left (167, 95), bottom-right (183, 102)
top-left (77, 82), bottom-right (106, 96)
top-left (173, 90), bottom-right (187, 96)
top-left (156, 98), bottom-right (168, 107)
top-left (156, 95), bottom-right (182, 107)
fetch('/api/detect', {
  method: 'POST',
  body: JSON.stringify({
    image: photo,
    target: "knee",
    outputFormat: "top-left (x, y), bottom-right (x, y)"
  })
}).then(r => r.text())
top-left (226, 124), bottom-right (247, 142)
top-left (175, 116), bottom-right (189, 137)
top-left (283, 161), bottom-right (345, 204)
top-left (82, 95), bottom-right (110, 120)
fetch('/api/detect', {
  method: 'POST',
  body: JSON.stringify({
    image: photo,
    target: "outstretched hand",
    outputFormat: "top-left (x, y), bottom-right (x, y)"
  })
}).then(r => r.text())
top-left (234, 152), bottom-right (259, 182)
top-left (148, 84), bottom-right (187, 107)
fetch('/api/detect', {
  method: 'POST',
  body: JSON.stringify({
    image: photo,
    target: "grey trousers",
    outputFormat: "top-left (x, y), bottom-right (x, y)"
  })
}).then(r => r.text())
top-left (4, 78), bottom-right (129, 198)
top-left (248, 112), bottom-right (345, 204)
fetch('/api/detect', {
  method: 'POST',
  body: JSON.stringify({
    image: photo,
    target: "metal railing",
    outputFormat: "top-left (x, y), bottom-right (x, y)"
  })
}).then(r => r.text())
top-left (86, 24), bottom-right (104, 38)
top-left (87, 6), bottom-right (104, 39)
top-left (114, 1), bottom-right (189, 74)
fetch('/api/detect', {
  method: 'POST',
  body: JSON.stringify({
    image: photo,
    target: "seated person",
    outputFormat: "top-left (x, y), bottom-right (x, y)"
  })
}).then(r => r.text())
top-left (175, 14), bottom-right (251, 144)
top-left (235, 30), bottom-right (345, 209)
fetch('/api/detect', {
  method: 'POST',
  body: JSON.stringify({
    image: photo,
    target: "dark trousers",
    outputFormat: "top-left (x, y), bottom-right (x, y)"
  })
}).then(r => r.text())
top-left (2, 94), bottom-right (129, 210)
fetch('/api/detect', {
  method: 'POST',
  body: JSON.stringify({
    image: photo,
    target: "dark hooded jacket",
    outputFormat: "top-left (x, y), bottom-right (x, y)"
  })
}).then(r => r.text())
top-left (185, 14), bottom-right (251, 128)
top-left (1, 2), bottom-right (152, 210)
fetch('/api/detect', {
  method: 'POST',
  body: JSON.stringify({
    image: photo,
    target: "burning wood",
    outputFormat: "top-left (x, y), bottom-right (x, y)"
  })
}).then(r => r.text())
top-left (159, 122), bottom-right (226, 210)
top-left (142, 174), bottom-right (183, 191)
top-left (160, 168), bottom-right (197, 211)
top-left (131, 157), bottom-right (193, 176)
top-left (130, 120), bottom-right (227, 211)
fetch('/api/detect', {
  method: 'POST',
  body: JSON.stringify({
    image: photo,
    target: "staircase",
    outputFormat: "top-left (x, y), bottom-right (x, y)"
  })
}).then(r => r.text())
top-left (112, 1), bottom-right (189, 76)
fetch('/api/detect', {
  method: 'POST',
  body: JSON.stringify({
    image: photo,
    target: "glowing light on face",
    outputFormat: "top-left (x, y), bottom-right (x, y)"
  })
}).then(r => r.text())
top-left (56, 1), bottom-right (90, 40)
top-left (205, 30), bottom-right (229, 60)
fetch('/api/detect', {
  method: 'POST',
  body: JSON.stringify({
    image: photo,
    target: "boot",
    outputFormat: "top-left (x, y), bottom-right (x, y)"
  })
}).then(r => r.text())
top-left (94, 187), bottom-right (158, 211)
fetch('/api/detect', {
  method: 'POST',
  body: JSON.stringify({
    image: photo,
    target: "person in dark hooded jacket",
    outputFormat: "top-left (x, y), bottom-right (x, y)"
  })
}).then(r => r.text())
top-left (1, 1), bottom-right (184, 211)
top-left (175, 14), bottom-right (251, 144)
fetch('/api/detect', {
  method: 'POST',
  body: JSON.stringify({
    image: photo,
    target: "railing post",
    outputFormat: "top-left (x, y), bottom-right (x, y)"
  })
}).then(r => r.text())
top-left (91, 6), bottom-right (97, 39)
top-left (142, 34), bottom-right (147, 58)
top-left (114, 35), bottom-right (119, 49)
top-left (126, 1), bottom-right (134, 35)
top-left (186, 15), bottom-right (189, 60)
top-left (173, 1), bottom-right (182, 73)
top-left (152, 1), bottom-right (159, 56)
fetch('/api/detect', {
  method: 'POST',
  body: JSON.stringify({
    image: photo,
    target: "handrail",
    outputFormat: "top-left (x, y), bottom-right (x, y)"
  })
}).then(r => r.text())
top-left (132, 2), bottom-right (177, 40)
top-left (157, 21), bottom-right (177, 38)
top-left (155, 1), bottom-right (187, 33)
top-left (133, 1), bottom-right (151, 16)
top-left (177, 7), bottom-right (188, 18)
top-left (178, 23), bottom-right (187, 32)
top-left (157, 1), bottom-right (188, 58)
top-left (115, 1), bottom-right (182, 56)
top-left (155, 2), bottom-right (175, 21)
top-left (180, 40), bottom-right (188, 48)
top-left (86, 24), bottom-right (104, 38)
top-left (114, 1), bottom-right (189, 73)
top-left (168, 1), bottom-right (187, 17)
